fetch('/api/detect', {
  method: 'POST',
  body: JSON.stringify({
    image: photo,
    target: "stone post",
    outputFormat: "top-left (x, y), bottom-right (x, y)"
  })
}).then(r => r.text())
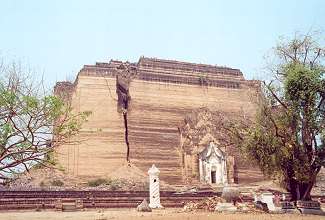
top-left (148, 164), bottom-right (163, 208)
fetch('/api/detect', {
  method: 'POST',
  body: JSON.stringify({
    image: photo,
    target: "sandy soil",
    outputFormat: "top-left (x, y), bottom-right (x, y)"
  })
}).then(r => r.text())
top-left (0, 209), bottom-right (323, 220)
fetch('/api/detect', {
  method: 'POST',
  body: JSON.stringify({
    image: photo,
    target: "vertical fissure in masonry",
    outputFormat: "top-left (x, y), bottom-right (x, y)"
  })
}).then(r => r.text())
top-left (115, 63), bottom-right (136, 164)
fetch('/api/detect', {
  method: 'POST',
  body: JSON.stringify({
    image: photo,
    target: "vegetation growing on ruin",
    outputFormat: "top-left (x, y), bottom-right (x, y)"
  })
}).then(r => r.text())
top-left (50, 179), bottom-right (64, 187)
top-left (87, 178), bottom-right (109, 187)
top-left (87, 178), bottom-right (122, 190)
top-left (198, 75), bottom-right (210, 86)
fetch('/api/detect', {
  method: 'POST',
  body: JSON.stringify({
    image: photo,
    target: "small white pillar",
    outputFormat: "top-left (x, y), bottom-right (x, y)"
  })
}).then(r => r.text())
top-left (148, 164), bottom-right (163, 208)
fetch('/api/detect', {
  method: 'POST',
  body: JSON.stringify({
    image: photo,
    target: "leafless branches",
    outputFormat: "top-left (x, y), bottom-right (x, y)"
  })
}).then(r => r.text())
top-left (0, 60), bottom-right (89, 182)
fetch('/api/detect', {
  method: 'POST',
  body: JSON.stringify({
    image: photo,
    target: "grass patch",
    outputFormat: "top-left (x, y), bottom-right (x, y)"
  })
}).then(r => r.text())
top-left (87, 178), bottom-right (110, 187)
top-left (51, 179), bottom-right (64, 187)
top-left (87, 178), bottom-right (122, 190)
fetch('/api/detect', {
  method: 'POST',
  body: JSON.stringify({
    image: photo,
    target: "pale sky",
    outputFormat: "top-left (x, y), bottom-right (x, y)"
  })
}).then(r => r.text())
top-left (0, 0), bottom-right (324, 88)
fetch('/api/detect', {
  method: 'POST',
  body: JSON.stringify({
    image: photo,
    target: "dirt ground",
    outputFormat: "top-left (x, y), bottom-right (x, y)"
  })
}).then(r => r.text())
top-left (0, 209), bottom-right (324, 220)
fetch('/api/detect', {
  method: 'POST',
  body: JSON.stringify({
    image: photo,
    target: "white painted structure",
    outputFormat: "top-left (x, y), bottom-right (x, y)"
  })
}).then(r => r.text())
top-left (148, 164), bottom-right (163, 208)
top-left (261, 193), bottom-right (276, 211)
top-left (199, 142), bottom-right (227, 184)
top-left (254, 192), bottom-right (276, 211)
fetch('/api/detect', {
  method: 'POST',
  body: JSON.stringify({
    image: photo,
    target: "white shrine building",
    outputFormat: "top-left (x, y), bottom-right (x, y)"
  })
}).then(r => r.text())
top-left (198, 142), bottom-right (228, 184)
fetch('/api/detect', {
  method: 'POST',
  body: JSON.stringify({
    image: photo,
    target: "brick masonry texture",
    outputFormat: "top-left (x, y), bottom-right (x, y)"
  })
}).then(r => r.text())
top-left (54, 57), bottom-right (264, 184)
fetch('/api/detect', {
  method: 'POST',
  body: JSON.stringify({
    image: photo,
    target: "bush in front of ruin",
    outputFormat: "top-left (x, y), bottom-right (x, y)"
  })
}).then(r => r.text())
top-left (87, 178), bottom-right (109, 187)
top-left (51, 179), bottom-right (64, 187)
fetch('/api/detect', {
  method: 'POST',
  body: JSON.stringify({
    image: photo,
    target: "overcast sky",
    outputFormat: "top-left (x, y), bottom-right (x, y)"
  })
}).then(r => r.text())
top-left (0, 0), bottom-right (324, 88)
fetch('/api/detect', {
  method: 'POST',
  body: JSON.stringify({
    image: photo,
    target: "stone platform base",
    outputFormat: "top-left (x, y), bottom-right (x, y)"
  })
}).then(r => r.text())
top-left (296, 200), bottom-right (324, 215)
top-left (299, 208), bottom-right (325, 215)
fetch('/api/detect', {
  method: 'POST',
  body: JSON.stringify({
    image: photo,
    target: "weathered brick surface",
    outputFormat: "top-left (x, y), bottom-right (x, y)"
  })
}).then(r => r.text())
top-left (56, 58), bottom-right (264, 184)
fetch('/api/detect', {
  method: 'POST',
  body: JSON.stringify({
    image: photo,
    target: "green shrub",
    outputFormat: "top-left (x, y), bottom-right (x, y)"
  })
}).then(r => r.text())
top-left (51, 179), bottom-right (64, 187)
top-left (88, 178), bottom-right (109, 187)
top-left (87, 178), bottom-right (124, 190)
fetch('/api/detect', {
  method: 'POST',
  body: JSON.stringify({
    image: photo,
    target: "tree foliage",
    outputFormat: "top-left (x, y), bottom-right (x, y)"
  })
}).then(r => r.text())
top-left (0, 61), bottom-right (90, 182)
top-left (228, 32), bottom-right (325, 201)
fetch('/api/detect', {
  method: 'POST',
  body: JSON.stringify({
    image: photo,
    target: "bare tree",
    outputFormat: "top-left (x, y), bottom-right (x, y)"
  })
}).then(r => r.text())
top-left (0, 61), bottom-right (90, 183)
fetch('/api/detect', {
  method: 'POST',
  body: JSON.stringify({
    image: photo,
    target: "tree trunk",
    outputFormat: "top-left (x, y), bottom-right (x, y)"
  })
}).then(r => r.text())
top-left (301, 167), bottom-right (321, 200)
top-left (287, 167), bottom-right (321, 201)
top-left (288, 180), bottom-right (310, 201)
top-left (299, 182), bottom-right (311, 201)
top-left (288, 178), bottom-right (298, 201)
top-left (301, 182), bottom-right (313, 201)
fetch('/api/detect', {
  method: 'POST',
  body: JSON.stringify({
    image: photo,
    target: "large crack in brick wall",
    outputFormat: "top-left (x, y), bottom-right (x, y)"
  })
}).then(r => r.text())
top-left (115, 63), bottom-right (137, 164)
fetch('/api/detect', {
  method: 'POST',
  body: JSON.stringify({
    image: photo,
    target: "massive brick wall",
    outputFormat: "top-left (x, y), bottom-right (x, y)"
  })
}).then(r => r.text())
top-left (56, 58), bottom-right (264, 184)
